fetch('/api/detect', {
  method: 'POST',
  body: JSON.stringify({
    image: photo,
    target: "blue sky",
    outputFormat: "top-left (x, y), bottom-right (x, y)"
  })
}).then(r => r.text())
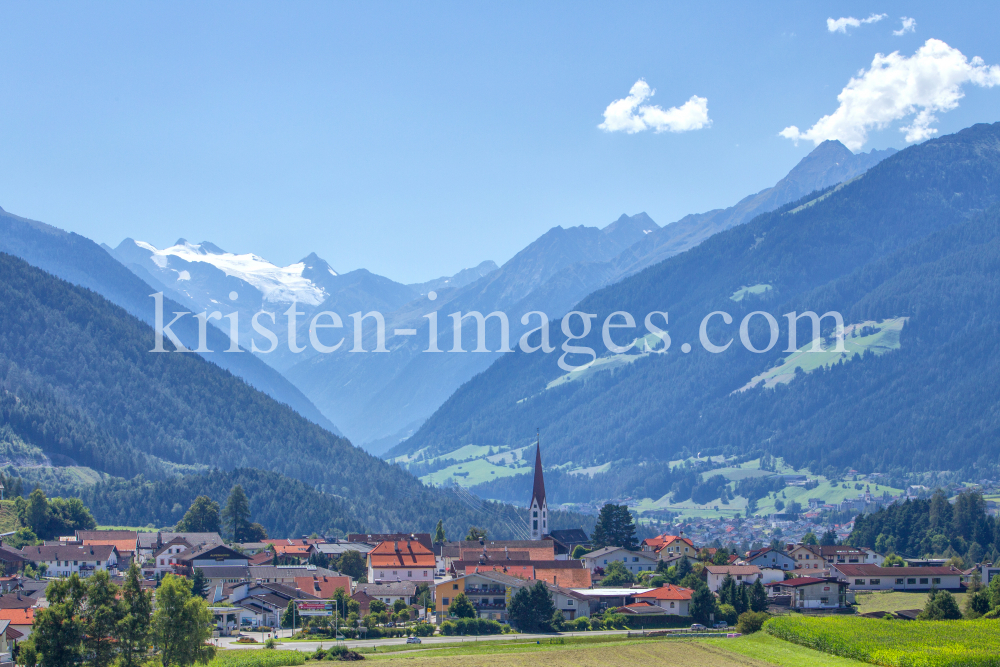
top-left (1, 2), bottom-right (998, 283)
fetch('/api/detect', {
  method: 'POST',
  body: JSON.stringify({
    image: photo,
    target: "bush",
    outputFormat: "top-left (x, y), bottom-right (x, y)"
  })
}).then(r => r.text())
top-left (263, 638), bottom-right (277, 650)
top-left (736, 611), bottom-right (769, 635)
top-left (570, 617), bottom-right (591, 631)
top-left (440, 621), bottom-right (455, 636)
top-left (589, 616), bottom-right (603, 631)
top-left (411, 622), bottom-right (435, 637)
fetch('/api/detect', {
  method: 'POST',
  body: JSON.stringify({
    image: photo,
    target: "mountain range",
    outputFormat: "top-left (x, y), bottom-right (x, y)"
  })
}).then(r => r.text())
top-left (390, 122), bottom-right (1000, 505)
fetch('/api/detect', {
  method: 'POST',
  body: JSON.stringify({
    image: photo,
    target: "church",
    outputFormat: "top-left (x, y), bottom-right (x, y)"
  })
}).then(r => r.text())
top-left (528, 437), bottom-right (548, 540)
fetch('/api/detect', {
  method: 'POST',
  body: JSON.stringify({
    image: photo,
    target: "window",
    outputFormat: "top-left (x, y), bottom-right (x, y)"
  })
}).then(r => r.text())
top-left (670, 601), bottom-right (675, 608)
top-left (533, 511), bottom-right (538, 518)
top-left (896, 578), bottom-right (904, 585)
top-left (907, 578), bottom-right (916, 584)
top-left (932, 578), bottom-right (941, 585)
top-left (443, 598), bottom-right (450, 605)
top-left (603, 560), bottom-right (608, 565)
top-left (919, 578), bottom-right (928, 585)
top-left (854, 579), bottom-right (865, 585)
top-left (632, 557), bottom-right (639, 562)
top-left (423, 571), bottom-right (428, 577)
top-left (533, 520), bottom-right (538, 530)
top-left (379, 572), bottom-right (384, 578)
top-left (870, 579), bottom-right (881, 585)
top-left (453, 584), bottom-right (459, 589)
top-left (567, 600), bottom-right (573, 605)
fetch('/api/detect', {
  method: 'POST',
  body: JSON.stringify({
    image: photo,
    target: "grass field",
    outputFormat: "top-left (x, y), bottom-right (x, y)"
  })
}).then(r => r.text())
top-left (0, 499), bottom-right (20, 533)
top-left (853, 590), bottom-right (965, 615)
top-left (766, 615), bottom-right (1000, 666)
top-left (334, 635), bottom-right (867, 666)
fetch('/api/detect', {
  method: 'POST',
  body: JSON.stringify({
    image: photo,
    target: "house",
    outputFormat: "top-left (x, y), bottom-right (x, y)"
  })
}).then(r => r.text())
top-left (547, 584), bottom-right (593, 621)
top-left (248, 565), bottom-right (340, 585)
top-left (136, 532), bottom-right (223, 560)
top-left (0, 549), bottom-right (25, 573)
top-left (439, 540), bottom-right (556, 572)
top-left (633, 584), bottom-right (694, 615)
top-left (232, 542), bottom-right (270, 555)
top-left (744, 547), bottom-right (796, 571)
top-left (0, 610), bottom-right (33, 640)
top-left (367, 540), bottom-right (436, 584)
top-left (831, 565), bottom-right (962, 591)
top-left (197, 566), bottom-right (250, 590)
top-left (0, 619), bottom-right (23, 663)
top-left (704, 565), bottom-right (762, 592)
top-left (294, 575), bottom-right (352, 599)
top-left (435, 572), bottom-right (522, 623)
top-left (580, 547), bottom-right (658, 576)
top-left (350, 590), bottom-right (376, 617)
top-left (786, 544), bottom-right (825, 570)
top-left (176, 544), bottom-right (250, 570)
top-left (232, 582), bottom-right (314, 628)
top-left (451, 558), bottom-right (591, 588)
top-left (355, 581), bottom-right (418, 608)
top-left (817, 546), bottom-right (884, 568)
top-left (981, 564), bottom-right (1000, 585)
top-left (150, 537), bottom-right (193, 575)
top-left (314, 542), bottom-right (374, 560)
top-left (759, 568), bottom-right (787, 585)
top-left (76, 530), bottom-right (139, 566)
top-left (641, 534), bottom-right (697, 559)
top-left (766, 577), bottom-right (848, 609)
top-left (20, 544), bottom-right (118, 577)
top-left (570, 587), bottom-right (654, 611)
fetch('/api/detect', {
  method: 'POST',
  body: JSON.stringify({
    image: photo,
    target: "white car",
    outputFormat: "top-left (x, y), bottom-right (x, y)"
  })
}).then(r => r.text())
top-left (406, 637), bottom-right (422, 644)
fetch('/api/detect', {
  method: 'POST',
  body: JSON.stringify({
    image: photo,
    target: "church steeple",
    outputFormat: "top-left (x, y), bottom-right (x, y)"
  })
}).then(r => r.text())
top-left (528, 432), bottom-right (548, 539)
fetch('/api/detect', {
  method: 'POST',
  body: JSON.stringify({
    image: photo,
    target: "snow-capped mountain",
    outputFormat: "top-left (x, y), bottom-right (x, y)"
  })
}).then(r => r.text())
top-left (122, 239), bottom-right (334, 306)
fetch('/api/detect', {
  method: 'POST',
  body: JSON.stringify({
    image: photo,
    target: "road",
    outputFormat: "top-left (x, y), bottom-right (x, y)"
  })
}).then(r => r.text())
top-left (216, 629), bottom-right (642, 652)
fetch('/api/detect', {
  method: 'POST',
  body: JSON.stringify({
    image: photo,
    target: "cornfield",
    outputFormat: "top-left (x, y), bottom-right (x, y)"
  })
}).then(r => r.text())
top-left (206, 650), bottom-right (306, 667)
top-left (766, 615), bottom-right (1000, 666)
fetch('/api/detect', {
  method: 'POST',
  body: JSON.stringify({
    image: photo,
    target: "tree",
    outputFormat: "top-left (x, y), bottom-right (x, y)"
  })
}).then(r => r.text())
top-left (600, 561), bottom-right (635, 587)
top-left (222, 485), bottom-right (251, 542)
top-left (964, 587), bottom-right (991, 619)
top-left (245, 523), bottom-right (268, 542)
top-left (689, 582), bottom-right (718, 625)
top-left (507, 581), bottom-right (556, 632)
top-left (801, 531), bottom-right (818, 546)
top-left (736, 611), bottom-right (769, 634)
top-left (280, 602), bottom-right (300, 629)
top-left (590, 504), bottom-right (637, 550)
top-left (392, 599), bottom-right (407, 614)
top-left (190, 569), bottom-right (207, 598)
top-left (919, 589), bottom-right (962, 620)
top-left (6, 527), bottom-right (38, 549)
top-left (175, 497), bottom-right (220, 534)
top-left (883, 554), bottom-right (906, 567)
top-left (465, 526), bottom-right (487, 541)
top-left (571, 545), bottom-right (589, 559)
top-left (151, 574), bottom-right (215, 667)
top-left (369, 599), bottom-right (387, 614)
top-left (819, 530), bottom-right (838, 546)
top-left (449, 593), bottom-right (476, 619)
top-left (32, 575), bottom-right (87, 667)
top-left (749, 579), bottom-right (768, 612)
top-left (434, 520), bottom-right (446, 544)
top-left (116, 563), bottom-right (152, 667)
top-left (338, 550), bottom-right (366, 579)
top-left (549, 609), bottom-right (565, 632)
top-left (989, 572), bottom-right (1000, 610)
top-left (84, 571), bottom-right (121, 667)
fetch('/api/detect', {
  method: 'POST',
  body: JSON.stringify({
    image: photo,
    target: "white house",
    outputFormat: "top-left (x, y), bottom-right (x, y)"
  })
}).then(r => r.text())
top-left (744, 547), bottom-right (796, 570)
top-left (151, 537), bottom-right (193, 575)
top-left (632, 584), bottom-right (693, 615)
top-left (548, 584), bottom-right (593, 621)
top-left (832, 565), bottom-right (962, 591)
top-left (178, 544), bottom-right (250, 569)
top-left (20, 544), bottom-right (118, 577)
top-left (704, 565), bottom-right (762, 592)
top-left (767, 577), bottom-right (849, 609)
top-left (581, 547), bottom-right (659, 575)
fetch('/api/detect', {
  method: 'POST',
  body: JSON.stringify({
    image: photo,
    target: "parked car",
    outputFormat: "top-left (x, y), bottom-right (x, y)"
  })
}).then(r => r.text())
top-left (714, 622), bottom-right (728, 629)
top-left (690, 623), bottom-right (706, 631)
top-left (406, 637), bottom-right (422, 644)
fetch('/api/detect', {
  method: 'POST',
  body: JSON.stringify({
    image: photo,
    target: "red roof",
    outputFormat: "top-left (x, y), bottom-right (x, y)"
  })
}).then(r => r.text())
top-left (273, 544), bottom-right (314, 555)
top-left (249, 551), bottom-right (274, 565)
top-left (642, 534), bottom-right (694, 553)
top-left (468, 565), bottom-right (535, 579)
top-left (294, 575), bottom-right (351, 599)
top-left (634, 584), bottom-right (694, 601)
top-left (0, 608), bottom-right (33, 624)
top-left (766, 577), bottom-right (832, 588)
top-left (368, 540), bottom-right (435, 569)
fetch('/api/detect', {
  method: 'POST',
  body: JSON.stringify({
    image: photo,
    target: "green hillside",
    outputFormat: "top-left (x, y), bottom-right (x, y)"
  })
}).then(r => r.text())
top-left (396, 122), bottom-right (1000, 491)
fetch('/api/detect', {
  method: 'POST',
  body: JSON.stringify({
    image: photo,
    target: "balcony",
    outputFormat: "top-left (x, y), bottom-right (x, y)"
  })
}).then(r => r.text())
top-left (472, 602), bottom-right (507, 610)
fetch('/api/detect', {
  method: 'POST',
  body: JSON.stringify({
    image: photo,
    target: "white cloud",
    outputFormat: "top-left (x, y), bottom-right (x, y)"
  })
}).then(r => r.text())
top-left (779, 39), bottom-right (1000, 150)
top-left (827, 13), bottom-right (887, 33)
top-left (598, 80), bottom-right (711, 134)
top-left (893, 17), bottom-right (916, 36)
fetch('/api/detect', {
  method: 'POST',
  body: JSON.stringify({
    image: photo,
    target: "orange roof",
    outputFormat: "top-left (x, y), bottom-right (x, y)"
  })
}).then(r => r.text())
top-left (459, 546), bottom-right (555, 561)
top-left (468, 565), bottom-right (535, 579)
top-left (643, 534), bottom-right (695, 552)
top-left (0, 609), bottom-right (33, 624)
top-left (635, 584), bottom-right (694, 601)
top-left (294, 576), bottom-right (352, 599)
top-left (250, 551), bottom-right (274, 565)
top-left (265, 538), bottom-right (326, 546)
top-left (368, 540), bottom-right (435, 569)
top-left (84, 538), bottom-right (137, 554)
top-left (533, 566), bottom-right (591, 588)
top-left (273, 544), bottom-right (313, 555)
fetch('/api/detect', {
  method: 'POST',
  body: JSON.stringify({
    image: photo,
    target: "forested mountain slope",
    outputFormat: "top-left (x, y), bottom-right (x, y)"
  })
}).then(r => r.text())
top-left (0, 252), bottom-right (584, 536)
top-left (0, 207), bottom-right (341, 435)
top-left (396, 122), bottom-right (1000, 485)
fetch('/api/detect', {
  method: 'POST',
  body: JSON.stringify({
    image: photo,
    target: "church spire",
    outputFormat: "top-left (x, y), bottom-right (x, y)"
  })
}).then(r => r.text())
top-left (529, 431), bottom-right (548, 539)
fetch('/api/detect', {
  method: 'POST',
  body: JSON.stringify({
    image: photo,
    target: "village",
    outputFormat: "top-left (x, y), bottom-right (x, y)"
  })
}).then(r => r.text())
top-left (0, 446), bottom-right (986, 661)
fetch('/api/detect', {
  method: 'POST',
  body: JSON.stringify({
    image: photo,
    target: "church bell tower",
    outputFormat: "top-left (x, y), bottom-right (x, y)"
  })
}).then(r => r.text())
top-left (528, 433), bottom-right (548, 540)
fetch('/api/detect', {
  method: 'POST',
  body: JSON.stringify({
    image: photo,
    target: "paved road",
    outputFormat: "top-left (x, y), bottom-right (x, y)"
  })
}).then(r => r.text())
top-left (216, 629), bottom-right (639, 652)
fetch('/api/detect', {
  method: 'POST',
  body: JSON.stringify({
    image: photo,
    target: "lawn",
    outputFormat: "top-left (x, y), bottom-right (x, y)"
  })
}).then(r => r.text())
top-left (704, 631), bottom-right (866, 666)
top-left (853, 590), bottom-right (964, 615)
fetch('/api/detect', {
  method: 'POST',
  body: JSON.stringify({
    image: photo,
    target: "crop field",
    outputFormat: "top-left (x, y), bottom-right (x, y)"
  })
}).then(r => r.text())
top-left (209, 651), bottom-right (305, 667)
top-left (766, 615), bottom-right (1000, 666)
top-left (357, 636), bottom-right (864, 666)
